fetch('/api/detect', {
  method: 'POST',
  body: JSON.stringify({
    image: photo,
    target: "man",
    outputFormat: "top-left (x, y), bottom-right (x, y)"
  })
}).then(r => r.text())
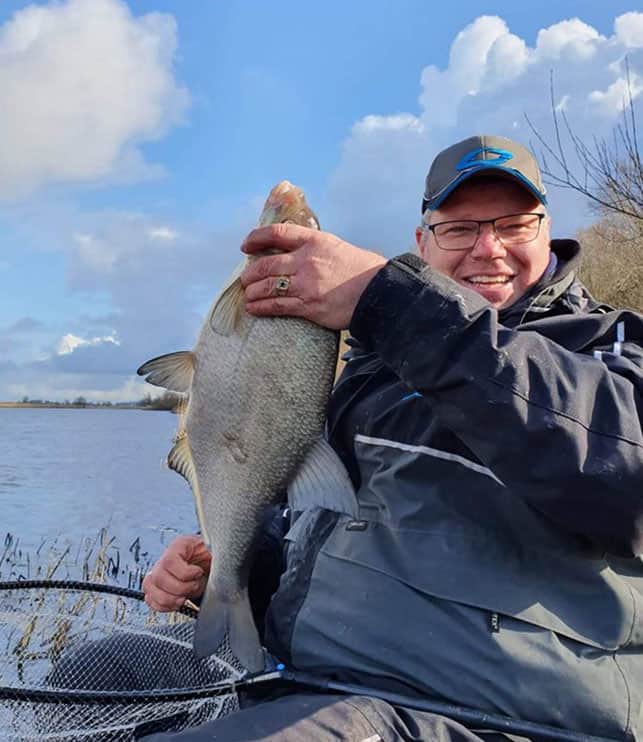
top-left (142, 135), bottom-right (643, 741)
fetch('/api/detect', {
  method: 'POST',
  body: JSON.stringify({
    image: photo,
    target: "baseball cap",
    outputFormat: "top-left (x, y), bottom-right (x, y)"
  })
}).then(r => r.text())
top-left (422, 135), bottom-right (547, 214)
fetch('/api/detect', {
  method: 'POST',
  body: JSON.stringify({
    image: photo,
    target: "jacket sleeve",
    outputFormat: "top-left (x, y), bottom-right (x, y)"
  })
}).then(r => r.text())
top-left (349, 254), bottom-right (643, 557)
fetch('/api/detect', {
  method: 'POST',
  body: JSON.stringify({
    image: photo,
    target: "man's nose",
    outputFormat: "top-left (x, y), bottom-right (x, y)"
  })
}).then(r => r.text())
top-left (470, 223), bottom-right (507, 259)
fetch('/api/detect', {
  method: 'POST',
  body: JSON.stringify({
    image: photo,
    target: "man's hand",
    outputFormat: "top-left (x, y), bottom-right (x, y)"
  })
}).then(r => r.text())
top-left (142, 535), bottom-right (211, 612)
top-left (240, 223), bottom-right (387, 330)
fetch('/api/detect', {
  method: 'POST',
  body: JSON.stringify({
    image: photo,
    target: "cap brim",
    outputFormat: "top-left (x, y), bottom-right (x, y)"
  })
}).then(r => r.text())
top-left (423, 164), bottom-right (547, 214)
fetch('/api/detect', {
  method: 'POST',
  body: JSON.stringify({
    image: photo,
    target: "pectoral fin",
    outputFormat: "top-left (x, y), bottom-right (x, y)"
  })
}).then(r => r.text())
top-left (288, 438), bottom-right (359, 518)
top-left (137, 351), bottom-right (195, 393)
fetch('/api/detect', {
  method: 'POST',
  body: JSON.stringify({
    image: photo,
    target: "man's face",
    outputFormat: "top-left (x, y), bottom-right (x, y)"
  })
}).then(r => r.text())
top-left (416, 178), bottom-right (551, 309)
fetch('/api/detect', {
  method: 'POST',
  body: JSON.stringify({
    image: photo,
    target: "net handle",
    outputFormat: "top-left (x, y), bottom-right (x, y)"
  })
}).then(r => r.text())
top-left (0, 671), bottom-right (284, 706)
top-left (0, 579), bottom-right (198, 618)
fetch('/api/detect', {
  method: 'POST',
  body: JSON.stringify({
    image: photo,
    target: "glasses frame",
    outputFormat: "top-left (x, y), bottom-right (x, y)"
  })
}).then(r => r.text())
top-left (423, 212), bottom-right (547, 251)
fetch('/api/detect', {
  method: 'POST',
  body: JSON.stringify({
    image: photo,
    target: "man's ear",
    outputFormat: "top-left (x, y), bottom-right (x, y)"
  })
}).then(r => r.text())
top-left (415, 226), bottom-right (427, 258)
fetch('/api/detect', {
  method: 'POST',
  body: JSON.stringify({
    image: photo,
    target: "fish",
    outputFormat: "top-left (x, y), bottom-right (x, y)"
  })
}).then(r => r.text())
top-left (137, 181), bottom-right (357, 672)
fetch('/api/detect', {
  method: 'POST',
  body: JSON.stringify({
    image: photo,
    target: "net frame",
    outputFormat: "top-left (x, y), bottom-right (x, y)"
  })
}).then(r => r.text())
top-left (0, 579), bottom-right (246, 739)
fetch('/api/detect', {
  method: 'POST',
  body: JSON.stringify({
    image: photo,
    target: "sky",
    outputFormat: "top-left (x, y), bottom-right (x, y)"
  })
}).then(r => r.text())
top-left (0, 0), bottom-right (642, 402)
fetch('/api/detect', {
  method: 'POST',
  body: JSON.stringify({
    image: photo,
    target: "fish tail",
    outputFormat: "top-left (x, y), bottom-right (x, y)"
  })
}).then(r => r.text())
top-left (193, 578), bottom-right (264, 673)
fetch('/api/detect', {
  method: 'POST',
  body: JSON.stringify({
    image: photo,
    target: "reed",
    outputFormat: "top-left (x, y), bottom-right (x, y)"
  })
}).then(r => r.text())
top-left (0, 528), bottom-right (153, 590)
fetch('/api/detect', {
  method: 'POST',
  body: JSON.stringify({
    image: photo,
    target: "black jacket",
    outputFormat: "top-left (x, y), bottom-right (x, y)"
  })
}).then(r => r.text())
top-left (262, 240), bottom-right (643, 739)
top-left (341, 239), bottom-right (643, 557)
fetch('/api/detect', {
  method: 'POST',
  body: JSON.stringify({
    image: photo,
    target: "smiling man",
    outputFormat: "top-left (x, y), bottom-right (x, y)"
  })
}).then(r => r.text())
top-left (417, 136), bottom-right (551, 310)
top-left (143, 136), bottom-right (643, 742)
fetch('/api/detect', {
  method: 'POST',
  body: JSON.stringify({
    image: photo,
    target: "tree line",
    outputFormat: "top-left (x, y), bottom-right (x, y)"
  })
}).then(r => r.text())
top-left (16, 392), bottom-right (183, 411)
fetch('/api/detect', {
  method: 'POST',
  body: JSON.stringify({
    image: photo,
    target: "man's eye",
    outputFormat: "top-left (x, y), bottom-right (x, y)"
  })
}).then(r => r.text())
top-left (500, 217), bottom-right (538, 232)
top-left (443, 224), bottom-right (475, 236)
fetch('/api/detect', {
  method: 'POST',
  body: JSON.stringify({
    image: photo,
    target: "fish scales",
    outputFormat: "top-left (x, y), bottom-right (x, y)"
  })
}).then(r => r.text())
top-left (188, 311), bottom-right (335, 591)
top-left (137, 181), bottom-right (343, 673)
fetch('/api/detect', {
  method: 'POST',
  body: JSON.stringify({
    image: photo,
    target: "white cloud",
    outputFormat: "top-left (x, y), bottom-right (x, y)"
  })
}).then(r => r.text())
top-left (328, 12), bottom-right (643, 247)
top-left (555, 94), bottom-right (571, 112)
top-left (589, 72), bottom-right (643, 115)
top-left (5, 374), bottom-right (147, 403)
top-left (534, 19), bottom-right (603, 61)
top-left (0, 0), bottom-right (188, 200)
top-left (481, 31), bottom-right (529, 90)
top-left (69, 213), bottom-right (184, 281)
top-left (56, 333), bottom-right (119, 356)
top-left (614, 12), bottom-right (643, 48)
top-left (419, 16), bottom-right (515, 128)
top-left (3, 10), bottom-right (643, 403)
top-left (354, 114), bottom-right (425, 135)
top-left (0, 196), bottom-right (255, 400)
top-left (148, 226), bottom-right (179, 241)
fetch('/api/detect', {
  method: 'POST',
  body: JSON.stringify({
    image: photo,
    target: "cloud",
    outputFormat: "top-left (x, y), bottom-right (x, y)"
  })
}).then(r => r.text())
top-left (327, 12), bottom-right (643, 247)
top-left (614, 13), bottom-right (643, 48)
top-left (3, 10), bottom-right (643, 403)
top-left (419, 17), bottom-right (522, 129)
top-left (0, 190), bottom-right (259, 400)
top-left (589, 71), bottom-right (643, 115)
top-left (0, 0), bottom-right (188, 200)
top-left (1, 368), bottom-right (149, 404)
top-left (534, 19), bottom-right (603, 62)
top-left (148, 226), bottom-right (179, 241)
top-left (56, 333), bottom-right (120, 356)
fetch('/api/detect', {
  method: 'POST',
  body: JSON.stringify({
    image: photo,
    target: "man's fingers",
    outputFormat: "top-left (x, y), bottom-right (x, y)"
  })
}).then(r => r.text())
top-left (152, 570), bottom-right (203, 599)
top-left (165, 560), bottom-right (206, 583)
top-left (244, 275), bottom-right (307, 303)
top-left (241, 223), bottom-right (313, 256)
top-left (144, 592), bottom-right (185, 613)
top-left (246, 296), bottom-right (306, 317)
top-left (240, 254), bottom-right (296, 288)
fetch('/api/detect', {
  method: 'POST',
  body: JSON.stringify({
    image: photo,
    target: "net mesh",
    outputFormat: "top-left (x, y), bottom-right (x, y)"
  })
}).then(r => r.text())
top-left (0, 582), bottom-right (244, 740)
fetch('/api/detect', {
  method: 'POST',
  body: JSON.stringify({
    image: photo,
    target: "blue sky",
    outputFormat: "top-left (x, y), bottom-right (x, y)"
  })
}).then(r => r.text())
top-left (0, 0), bottom-right (641, 401)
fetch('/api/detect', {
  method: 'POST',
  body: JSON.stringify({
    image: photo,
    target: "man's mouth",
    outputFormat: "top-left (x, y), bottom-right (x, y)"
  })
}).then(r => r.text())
top-left (464, 275), bottom-right (514, 286)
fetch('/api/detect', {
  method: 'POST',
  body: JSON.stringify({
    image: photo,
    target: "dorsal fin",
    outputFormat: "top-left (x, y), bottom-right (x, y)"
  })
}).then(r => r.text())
top-left (209, 260), bottom-right (247, 336)
top-left (137, 351), bottom-right (195, 393)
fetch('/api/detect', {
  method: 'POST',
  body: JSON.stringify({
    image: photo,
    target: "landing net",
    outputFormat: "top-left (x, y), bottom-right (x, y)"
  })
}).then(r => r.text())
top-left (0, 581), bottom-right (243, 740)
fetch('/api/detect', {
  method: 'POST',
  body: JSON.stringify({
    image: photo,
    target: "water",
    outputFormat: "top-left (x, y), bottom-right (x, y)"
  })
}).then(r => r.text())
top-left (0, 408), bottom-right (197, 583)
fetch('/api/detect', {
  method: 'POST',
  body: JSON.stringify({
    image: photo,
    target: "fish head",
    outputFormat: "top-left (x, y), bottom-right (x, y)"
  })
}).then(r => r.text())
top-left (258, 181), bottom-right (320, 229)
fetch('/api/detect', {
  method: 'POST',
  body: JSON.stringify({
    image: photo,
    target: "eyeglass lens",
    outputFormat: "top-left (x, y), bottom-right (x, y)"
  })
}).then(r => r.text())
top-left (432, 213), bottom-right (542, 250)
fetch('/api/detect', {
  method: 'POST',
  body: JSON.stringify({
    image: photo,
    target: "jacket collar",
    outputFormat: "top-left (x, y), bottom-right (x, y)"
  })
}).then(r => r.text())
top-left (499, 239), bottom-right (585, 325)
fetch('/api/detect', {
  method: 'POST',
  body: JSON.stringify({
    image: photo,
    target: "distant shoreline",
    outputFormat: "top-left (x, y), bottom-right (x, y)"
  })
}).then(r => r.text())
top-left (0, 402), bottom-right (161, 410)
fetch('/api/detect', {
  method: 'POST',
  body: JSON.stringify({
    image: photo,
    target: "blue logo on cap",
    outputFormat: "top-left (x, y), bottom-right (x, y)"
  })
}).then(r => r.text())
top-left (456, 147), bottom-right (513, 171)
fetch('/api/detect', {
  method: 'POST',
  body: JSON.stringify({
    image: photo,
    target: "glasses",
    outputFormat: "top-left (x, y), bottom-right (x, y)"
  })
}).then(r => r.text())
top-left (424, 212), bottom-right (546, 251)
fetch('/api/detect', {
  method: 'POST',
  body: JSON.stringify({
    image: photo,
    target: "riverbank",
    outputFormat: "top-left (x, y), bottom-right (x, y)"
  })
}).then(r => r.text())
top-left (0, 402), bottom-right (144, 409)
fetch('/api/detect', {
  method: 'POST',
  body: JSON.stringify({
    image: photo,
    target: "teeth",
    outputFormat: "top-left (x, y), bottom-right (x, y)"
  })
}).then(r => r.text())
top-left (467, 276), bottom-right (511, 284)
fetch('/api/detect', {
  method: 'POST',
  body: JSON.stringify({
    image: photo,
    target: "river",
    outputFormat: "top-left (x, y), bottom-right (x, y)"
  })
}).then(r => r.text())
top-left (0, 408), bottom-right (198, 586)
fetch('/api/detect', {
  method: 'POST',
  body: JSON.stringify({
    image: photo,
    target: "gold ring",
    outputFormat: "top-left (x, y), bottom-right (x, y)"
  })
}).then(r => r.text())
top-left (274, 276), bottom-right (291, 297)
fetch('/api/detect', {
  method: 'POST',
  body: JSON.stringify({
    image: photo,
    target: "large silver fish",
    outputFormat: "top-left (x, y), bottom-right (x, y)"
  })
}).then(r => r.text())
top-left (137, 182), bottom-right (355, 672)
